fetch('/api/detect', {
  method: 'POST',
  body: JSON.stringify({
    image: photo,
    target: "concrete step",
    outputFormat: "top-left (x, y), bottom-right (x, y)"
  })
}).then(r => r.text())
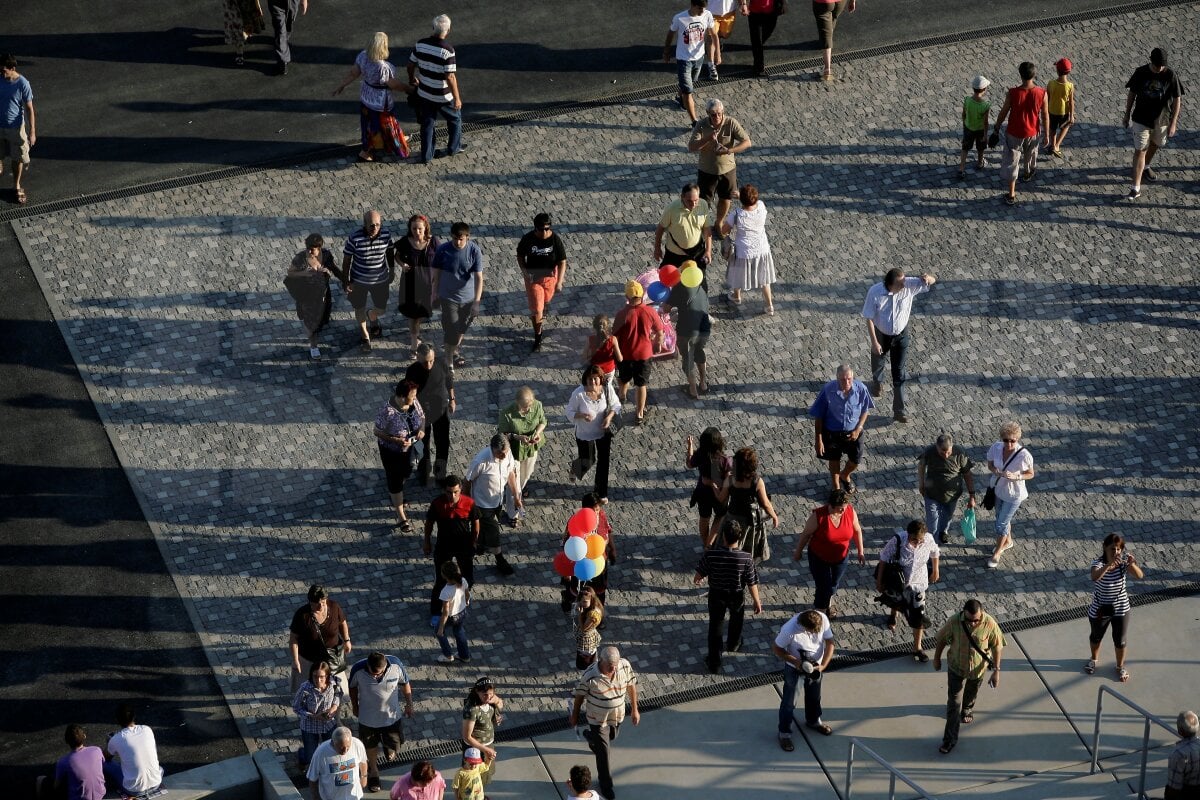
top-left (938, 764), bottom-right (1132, 800)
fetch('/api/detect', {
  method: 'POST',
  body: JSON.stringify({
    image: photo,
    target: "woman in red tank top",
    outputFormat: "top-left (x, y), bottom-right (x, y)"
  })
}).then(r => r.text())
top-left (794, 488), bottom-right (865, 616)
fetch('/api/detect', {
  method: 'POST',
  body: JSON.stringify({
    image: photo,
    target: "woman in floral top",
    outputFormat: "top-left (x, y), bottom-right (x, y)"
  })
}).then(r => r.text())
top-left (375, 380), bottom-right (426, 532)
top-left (497, 386), bottom-right (547, 526)
top-left (292, 661), bottom-right (344, 769)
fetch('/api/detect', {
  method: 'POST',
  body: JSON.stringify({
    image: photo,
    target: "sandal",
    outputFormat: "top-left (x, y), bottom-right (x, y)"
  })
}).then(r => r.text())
top-left (806, 722), bottom-right (834, 736)
top-left (453, 355), bottom-right (467, 368)
top-left (1084, 659), bottom-right (1096, 675)
top-left (398, 519), bottom-right (414, 534)
top-left (913, 650), bottom-right (929, 663)
top-left (886, 617), bottom-right (896, 632)
top-left (1117, 666), bottom-right (1130, 683)
top-left (15, 188), bottom-right (27, 205)
top-left (960, 713), bottom-right (974, 724)
top-left (764, 306), bottom-right (775, 316)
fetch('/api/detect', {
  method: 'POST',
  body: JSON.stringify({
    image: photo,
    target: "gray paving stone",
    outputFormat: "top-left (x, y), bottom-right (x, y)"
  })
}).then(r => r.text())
top-left (12, 4), bottom-right (1199, 766)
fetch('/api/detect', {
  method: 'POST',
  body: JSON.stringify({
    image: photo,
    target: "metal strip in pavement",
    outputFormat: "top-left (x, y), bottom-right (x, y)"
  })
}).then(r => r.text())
top-left (2, 0), bottom-right (1194, 224)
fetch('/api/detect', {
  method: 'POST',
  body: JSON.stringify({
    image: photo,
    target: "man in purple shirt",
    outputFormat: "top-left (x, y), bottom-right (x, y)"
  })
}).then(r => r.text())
top-left (53, 725), bottom-right (107, 800)
top-left (808, 364), bottom-right (874, 494)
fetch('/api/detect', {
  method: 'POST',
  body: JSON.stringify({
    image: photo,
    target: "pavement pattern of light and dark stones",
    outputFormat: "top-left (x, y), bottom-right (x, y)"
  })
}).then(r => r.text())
top-left (15, 6), bottom-right (1198, 760)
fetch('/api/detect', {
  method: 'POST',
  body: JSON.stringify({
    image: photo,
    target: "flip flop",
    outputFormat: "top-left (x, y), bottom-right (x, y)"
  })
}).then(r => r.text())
top-left (16, 188), bottom-right (27, 205)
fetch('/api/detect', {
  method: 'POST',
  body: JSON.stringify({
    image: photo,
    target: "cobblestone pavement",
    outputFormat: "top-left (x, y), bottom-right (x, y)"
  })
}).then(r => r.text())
top-left (15, 6), bottom-right (1198, 761)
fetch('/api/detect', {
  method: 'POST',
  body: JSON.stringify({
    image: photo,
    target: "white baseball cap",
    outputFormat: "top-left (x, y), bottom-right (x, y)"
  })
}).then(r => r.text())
top-left (971, 75), bottom-right (991, 91)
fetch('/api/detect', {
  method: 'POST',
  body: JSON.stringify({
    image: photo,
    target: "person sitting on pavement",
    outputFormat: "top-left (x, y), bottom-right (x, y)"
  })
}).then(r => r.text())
top-left (50, 724), bottom-right (106, 800)
top-left (104, 703), bottom-right (164, 799)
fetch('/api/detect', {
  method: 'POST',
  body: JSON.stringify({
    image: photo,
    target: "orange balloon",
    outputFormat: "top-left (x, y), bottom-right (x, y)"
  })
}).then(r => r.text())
top-left (585, 533), bottom-right (606, 559)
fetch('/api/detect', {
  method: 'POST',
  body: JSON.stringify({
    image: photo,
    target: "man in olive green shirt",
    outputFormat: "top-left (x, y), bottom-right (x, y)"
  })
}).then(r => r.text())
top-left (687, 98), bottom-right (752, 238)
top-left (933, 598), bottom-right (1004, 754)
top-left (917, 433), bottom-right (976, 544)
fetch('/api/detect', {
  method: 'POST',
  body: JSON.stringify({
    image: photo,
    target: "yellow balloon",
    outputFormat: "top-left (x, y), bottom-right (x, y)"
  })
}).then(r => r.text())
top-left (680, 265), bottom-right (703, 288)
top-left (590, 555), bottom-right (607, 575)
top-left (585, 533), bottom-right (606, 559)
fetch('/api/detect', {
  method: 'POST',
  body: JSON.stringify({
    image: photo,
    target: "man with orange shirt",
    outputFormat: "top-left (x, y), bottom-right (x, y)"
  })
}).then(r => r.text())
top-left (614, 281), bottom-right (665, 427)
top-left (990, 62), bottom-right (1049, 206)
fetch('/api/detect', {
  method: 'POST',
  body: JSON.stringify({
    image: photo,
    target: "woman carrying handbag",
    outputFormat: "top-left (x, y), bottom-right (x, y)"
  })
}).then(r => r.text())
top-left (984, 421), bottom-right (1035, 568)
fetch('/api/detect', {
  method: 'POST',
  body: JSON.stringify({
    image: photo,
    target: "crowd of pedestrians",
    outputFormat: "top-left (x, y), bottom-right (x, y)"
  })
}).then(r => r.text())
top-left (23, 3), bottom-right (1192, 798)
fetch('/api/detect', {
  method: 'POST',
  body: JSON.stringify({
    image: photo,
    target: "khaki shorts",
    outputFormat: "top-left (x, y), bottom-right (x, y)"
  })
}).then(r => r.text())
top-left (0, 125), bottom-right (30, 164)
top-left (714, 11), bottom-right (737, 38)
top-left (1131, 114), bottom-right (1169, 151)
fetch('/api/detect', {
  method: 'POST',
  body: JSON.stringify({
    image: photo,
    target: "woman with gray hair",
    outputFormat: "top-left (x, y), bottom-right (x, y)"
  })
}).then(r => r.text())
top-left (719, 183), bottom-right (775, 314)
top-left (985, 421), bottom-right (1035, 568)
top-left (498, 386), bottom-right (547, 526)
top-left (333, 32), bottom-right (412, 162)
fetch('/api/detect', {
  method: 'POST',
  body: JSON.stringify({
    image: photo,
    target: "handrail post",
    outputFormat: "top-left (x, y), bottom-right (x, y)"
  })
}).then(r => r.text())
top-left (1091, 687), bottom-right (1104, 773)
top-left (1138, 717), bottom-right (1150, 800)
top-left (888, 773), bottom-right (897, 800)
top-left (845, 740), bottom-right (855, 800)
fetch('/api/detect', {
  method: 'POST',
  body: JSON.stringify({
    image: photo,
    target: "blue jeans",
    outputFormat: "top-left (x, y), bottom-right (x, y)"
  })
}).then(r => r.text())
top-left (433, 611), bottom-right (470, 659)
top-left (676, 58), bottom-right (704, 95)
top-left (924, 496), bottom-right (957, 539)
top-left (779, 663), bottom-right (823, 732)
top-left (299, 729), bottom-right (325, 767)
top-left (870, 327), bottom-right (909, 414)
top-left (417, 98), bottom-right (463, 162)
top-left (994, 496), bottom-right (1024, 537)
top-left (807, 550), bottom-right (849, 611)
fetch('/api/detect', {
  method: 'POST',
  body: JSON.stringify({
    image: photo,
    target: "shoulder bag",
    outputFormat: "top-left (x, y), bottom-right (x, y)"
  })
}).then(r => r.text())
top-left (874, 531), bottom-right (907, 600)
top-left (960, 617), bottom-right (995, 670)
top-left (983, 447), bottom-right (1024, 511)
top-left (605, 386), bottom-right (624, 435)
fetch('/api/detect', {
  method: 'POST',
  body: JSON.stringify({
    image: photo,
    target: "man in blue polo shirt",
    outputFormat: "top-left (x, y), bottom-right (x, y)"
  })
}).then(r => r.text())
top-left (433, 221), bottom-right (485, 369)
top-left (809, 364), bottom-right (874, 494)
top-left (348, 651), bottom-right (413, 794)
top-left (341, 209), bottom-right (393, 353)
top-left (1, 54), bottom-right (36, 206)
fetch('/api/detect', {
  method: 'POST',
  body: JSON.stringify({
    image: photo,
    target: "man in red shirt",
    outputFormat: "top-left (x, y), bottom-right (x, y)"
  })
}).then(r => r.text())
top-left (423, 475), bottom-right (480, 616)
top-left (990, 62), bottom-right (1049, 206)
top-left (614, 281), bottom-right (665, 426)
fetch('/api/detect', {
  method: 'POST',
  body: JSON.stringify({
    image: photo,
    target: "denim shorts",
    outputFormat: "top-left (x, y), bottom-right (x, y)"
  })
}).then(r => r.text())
top-left (677, 58), bottom-right (704, 95)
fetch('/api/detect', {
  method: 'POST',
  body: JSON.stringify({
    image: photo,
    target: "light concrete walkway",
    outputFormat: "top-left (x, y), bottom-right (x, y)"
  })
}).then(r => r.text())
top-left (369, 596), bottom-right (1194, 799)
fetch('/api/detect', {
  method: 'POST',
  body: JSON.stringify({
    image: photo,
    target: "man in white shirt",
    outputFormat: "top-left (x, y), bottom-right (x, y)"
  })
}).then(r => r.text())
top-left (306, 726), bottom-right (368, 800)
top-left (465, 434), bottom-right (523, 575)
top-left (348, 652), bottom-right (413, 793)
top-left (861, 268), bottom-right (936, 423)
top-left (105, 703), bottom-right (164, 797)
top-left (664, 0), bottom-right (717, 126)
top-left (771, 610), bottom-right (836, 751)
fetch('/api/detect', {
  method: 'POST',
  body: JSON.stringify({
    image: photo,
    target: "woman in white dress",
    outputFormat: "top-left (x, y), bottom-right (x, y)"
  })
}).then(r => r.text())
top-left (720, 184), bottom-right (776, 315)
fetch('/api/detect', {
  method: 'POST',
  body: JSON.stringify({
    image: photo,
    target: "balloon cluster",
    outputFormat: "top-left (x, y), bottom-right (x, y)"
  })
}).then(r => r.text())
top-left (644, 261), bottom-right (702, 306)
top-left (553, 508), bottom-right (606, 581)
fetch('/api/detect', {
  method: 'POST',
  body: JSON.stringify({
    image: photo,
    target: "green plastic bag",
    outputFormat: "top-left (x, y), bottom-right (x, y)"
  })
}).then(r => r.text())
top-left (961, 508), bottom-right (977, 544)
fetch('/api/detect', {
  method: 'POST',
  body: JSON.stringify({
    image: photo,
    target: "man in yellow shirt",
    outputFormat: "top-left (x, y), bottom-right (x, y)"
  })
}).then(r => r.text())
top-left (653, 183), bottom-right (713, 290)
top-left (933, 598), bottom-right (1004, 754)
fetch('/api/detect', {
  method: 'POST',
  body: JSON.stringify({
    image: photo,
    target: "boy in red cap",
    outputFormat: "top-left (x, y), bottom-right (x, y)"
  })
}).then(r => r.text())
top-left (1046, 57), bottom-right (1076, 158)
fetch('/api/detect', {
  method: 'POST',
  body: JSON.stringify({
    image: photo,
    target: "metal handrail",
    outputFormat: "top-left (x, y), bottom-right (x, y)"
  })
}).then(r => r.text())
top-left (845, 738), bottom-right (937, 800)
top-left (1089, 685), bottom-right (1176, 800)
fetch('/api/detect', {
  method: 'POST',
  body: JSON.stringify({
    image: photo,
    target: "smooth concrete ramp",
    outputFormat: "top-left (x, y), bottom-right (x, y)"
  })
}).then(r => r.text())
top-left (803, 652), bottom-right (1093, 798)
top-left (939, 764), bottom-right (1131, 799)
top-left (1013, 597), bottom-right (1197, 756)
top-left (534, 684), bottom-right (836, 799)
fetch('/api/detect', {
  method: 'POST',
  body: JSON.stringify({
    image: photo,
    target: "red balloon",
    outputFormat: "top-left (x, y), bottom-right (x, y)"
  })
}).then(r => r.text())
top-left (553, 551), bottom-right (574, 578)
top-left (567, 508), bottom-right (599, 537)
top-left (659, 265), bottom-right (681, 287)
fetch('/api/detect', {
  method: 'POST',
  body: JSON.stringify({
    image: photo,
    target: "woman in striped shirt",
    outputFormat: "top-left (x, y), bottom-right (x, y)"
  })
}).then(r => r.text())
top-left (1085, 533), bottom-right (1144, 682)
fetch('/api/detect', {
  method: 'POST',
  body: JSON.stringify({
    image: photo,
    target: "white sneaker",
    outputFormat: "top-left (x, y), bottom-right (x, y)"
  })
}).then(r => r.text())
top-left (437, 654), bottom-right (455, 663)
top-left (309, 346), bottom-right (321, 360)
top-left (986, 557), bottom-right (999, 568)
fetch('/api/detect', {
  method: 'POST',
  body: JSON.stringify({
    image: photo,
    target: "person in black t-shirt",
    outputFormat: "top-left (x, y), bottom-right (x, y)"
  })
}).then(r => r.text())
top-left (516, 212), bottom-right (567, 352)
top-left (1123, 47), bottom-right (1185, 199)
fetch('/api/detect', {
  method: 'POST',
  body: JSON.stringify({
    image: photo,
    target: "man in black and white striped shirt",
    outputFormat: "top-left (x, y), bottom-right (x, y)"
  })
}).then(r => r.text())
top-left (407, 14), bottom-right (464, 164)
top-left (340, 209), bottom-right (393, 352)
top-left (695, 521), bottom-right (762, 673)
